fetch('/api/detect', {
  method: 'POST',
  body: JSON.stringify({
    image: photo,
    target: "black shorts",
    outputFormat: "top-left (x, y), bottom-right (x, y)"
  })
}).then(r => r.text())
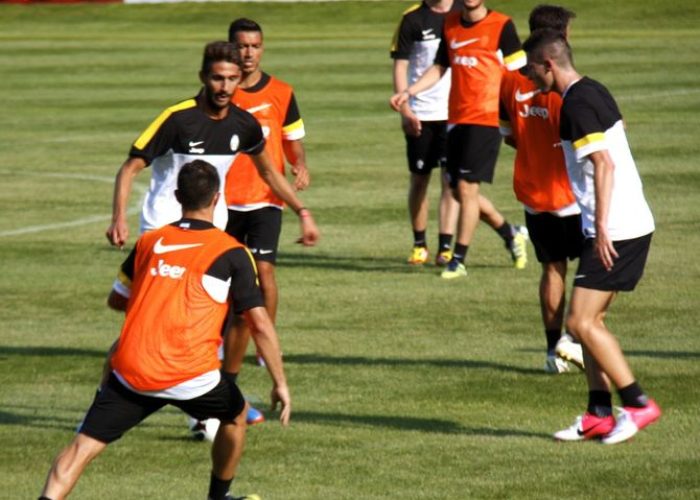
top-left (446, 124), bottom-right (501, 187)
top-left (405, 120), bottom-right (447, 175)
top-left (525, 211), bottom-right (584, 263)
top-left (225, 207), bottom-right (282, 264)
top-left (78, 372), bottom-right (245, 444)
top-left (574, 233), bottom-right (652, 292)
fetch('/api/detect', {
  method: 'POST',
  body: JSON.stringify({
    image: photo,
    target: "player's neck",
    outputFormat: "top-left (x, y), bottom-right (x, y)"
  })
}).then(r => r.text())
top-left (197, 93), bottom-right (230, 120)
top-left (427, 0), bottom-right (453, 14)
top-left (181, 208), bottom-right (214, 223)
top-left (556, 69), bottom-right (582, 96)
top-left (240, 69), bottom-right (263, 90)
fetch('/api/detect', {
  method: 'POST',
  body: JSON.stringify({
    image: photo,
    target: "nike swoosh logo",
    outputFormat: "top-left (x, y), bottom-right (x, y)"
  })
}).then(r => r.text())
top-left (259, 249), bottom-right (274, 255)
top-left (153, 237), bottom-right (204, 255)
top-left (422, 29), bottom-right (434, 36)
top-left (246, 103), bottom-right (272, 115)
top-left (450, 38), bottom-right (479, 50)
top-left (574, 274), bottom-right (586, 280)
top-left (188, 141), bottom-right (204, 148)
top-left (515, 88), bottom-right (540, 102)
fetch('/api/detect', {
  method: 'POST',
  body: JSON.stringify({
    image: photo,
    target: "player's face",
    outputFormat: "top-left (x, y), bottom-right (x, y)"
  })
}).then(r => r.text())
top-left (201, 61), bottom-right (242, 111)
top-left (461, 0), bottom-right (485, 11)
top-left (524, 58), bottom-right (553, 92)
top-left (234, 31), bottom-right (264, 76)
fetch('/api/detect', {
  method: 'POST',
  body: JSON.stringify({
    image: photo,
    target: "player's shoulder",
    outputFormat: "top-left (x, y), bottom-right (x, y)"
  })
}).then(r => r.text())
top-left (485, 9), bottom-right (513, 25)
top-left (266, 74), bottom-right (295, 94)
top-left (400, 2), bottom-right (424, 20)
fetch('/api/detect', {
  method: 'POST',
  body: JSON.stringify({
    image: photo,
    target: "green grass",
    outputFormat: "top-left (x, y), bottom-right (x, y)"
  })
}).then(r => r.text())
top-left (1, 1), bottom-right (699, 498)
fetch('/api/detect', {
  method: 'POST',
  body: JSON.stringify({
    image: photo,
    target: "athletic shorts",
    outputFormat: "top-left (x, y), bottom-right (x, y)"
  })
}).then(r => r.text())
top-left (574, 233), bottom-right (652, 292)
top-left (78, 372), bottom-right (245, 444)
top-left (446, 124), bottom-right (502, 187)
top-left (525, 211), bottom-right (584, 263)
top-left (405, 120), bottom-right (447, 175)
top-left (225, 207), bottom-right (282, 264)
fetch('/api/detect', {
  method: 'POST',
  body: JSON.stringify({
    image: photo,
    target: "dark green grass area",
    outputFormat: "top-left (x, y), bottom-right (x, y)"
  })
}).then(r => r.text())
top-left (1, 1), bottom-right (699, 498)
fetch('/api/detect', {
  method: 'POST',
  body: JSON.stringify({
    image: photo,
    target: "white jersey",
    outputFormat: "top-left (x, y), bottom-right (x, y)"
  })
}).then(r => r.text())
top-left (560, 78), bottom-right (654, 241)
top-left (390, 1), bottom-right (456, 121)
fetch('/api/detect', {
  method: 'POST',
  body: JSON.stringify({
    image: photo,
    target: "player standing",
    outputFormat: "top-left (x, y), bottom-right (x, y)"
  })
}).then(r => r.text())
top-left (499, 5), bottom-right (584, 373)
top-left (523, 29), bottom-right (661, 444)
top-left (391, 0), bottom-right (529, 278)
top-left (40, 161), bottom-right (287, 500)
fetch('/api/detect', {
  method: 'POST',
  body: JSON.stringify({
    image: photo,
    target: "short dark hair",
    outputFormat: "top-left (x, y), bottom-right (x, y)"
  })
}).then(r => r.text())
top-left (228, 18), bottom-right (263, 42)
top-left (176, 160), bottom-right (220, 211)
top-left (201, 41), bottom-right (240, 75)
top-left (529, 4), bottom-right (576, 33)
top-left (523, 28), bottom-right (573, 67)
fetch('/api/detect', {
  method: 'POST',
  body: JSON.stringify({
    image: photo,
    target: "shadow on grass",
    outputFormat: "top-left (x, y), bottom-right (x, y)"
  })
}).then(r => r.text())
top-left (518, 347), bottom-right (700, 360)
top-left (294, 411), bottom-right (551, 439)
top-left (0, 346), bottom-right (105, 358)
top-left (277, 252), bottom-right (502, 273)
top-left (282, 353), bottom-right (543, 376)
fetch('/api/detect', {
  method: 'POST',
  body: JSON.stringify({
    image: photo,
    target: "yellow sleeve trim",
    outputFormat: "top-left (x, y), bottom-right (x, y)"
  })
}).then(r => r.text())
top-left (282, 118), bottom-right (304, 135)
top-left (574, 132), bottom-right (605, 150)
top-left (504, 50), bottom-right (526, 71)
top-left (133, 99), bottom-right (197, 150)
top-left (390, 3), bottom-right (421, 52)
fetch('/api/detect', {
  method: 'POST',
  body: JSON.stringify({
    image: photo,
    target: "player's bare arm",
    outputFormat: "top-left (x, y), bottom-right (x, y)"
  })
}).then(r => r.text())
top-left (106, 157), bottom-right (147, 248)
top-left (590, 149), bottom-right (618, 271)
top-left (251, 149), bottom-right (320, 246)
top-left (390, 64), bottom-right (446, 112)
top-left (282, 139), bottom-right (310, 191)
top-left (392, 59), bottom-right (422, 137)
top-left (242, 306), bottom-right (291, 425)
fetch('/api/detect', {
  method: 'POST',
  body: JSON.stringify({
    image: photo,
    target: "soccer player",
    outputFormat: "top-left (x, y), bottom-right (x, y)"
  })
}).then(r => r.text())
top-left (390, 0), bottom-right (529, 278)
top-left (40, 160), bottom-right (288, 500)
top-left (105, 41), bottom-right (318, 250)
top-left (390, 0), bottom-right (460, 266)
top-left (499, 5), bottom-right (584, 373)
top-left (523, 30), bottom-right (661, 444)
top-left (223, 19), bottom-right (310, 375)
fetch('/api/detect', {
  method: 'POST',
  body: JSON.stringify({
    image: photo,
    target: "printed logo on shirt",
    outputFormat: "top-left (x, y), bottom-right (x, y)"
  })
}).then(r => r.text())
top-left (150, 259), bottom-right (187, 279)
top-left (422, 28), bottom-right (435, 40)
top-left (230, 134), bottom-right (240, 152)
top-left (453, 55), bottom-right (478, 68)
top-left (188, 140), bottom-right (205, 154)
top-left (450, 38), bottom-right (479, 50)
top-left (153, 237), bottom-right (204, 254)
top-left (515, 88), bottom-right (540, 102)
top-left (518, 104), bottom-right (550, 120)
top-left (246, 103), bottom-right (272, 115)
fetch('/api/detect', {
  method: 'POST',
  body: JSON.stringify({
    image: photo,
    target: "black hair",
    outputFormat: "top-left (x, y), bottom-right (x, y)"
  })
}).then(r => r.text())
top-left (529, 4), bottom-right (576, 33)
top-left (201, 41), bottom-right (239, 75)
top-left (176, 160), bottom-right (220, 211)
top-left (228, 18), bottom-right (263, 42)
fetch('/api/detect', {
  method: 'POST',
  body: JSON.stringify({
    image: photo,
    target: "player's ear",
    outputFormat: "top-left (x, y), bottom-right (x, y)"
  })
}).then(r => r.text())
top-left (211, 191), bottom-right (221, 207)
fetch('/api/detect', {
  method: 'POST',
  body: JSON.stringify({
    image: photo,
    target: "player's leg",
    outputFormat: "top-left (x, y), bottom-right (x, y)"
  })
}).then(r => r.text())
top-left (176, 372), bottom-right (250, 500)
top-left (405, 122), bottom-right (433, 265)
top-left (40, 434), bottom-right (107, 499)
top-left (478, 195), bottom-right (528, 269)
top-left (41, 373), bottom-right (165, 497)
top-left (432, 121), bottom-right (457, 266)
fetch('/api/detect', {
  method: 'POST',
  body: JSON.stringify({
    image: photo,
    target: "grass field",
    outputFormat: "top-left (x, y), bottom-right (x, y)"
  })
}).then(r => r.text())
top-left (1, 1), bottom-right (700, 498)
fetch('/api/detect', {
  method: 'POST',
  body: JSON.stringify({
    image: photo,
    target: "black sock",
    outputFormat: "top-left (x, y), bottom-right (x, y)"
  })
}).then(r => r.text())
top-left (587, 390), bottom-right (613, 417)
top-left (545, 329), bottom-right (561, 354)
top-left (453, 244), bottom-right (468, 263)
top-left (438, 233), bottom-right (453, 252)
top-left (618, 382), bottom-right (648, 408)
top-left (496, 222), bottom-right (513, 244)
top-left (413, 230), bottom-right (426, 248)
top-left (208, 473), bottom-right (233, 500)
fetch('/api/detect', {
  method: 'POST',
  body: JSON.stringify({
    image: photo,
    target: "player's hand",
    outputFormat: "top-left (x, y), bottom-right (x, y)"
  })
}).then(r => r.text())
top-left (401, 110), bottom-right (422, 137)
top-left (594, 229), bottom-right (618, 271)
top-left (297, 209), bottom-right (320, 246)
top-left (106, 218), bottom-right (128, 249)
top-left (292, 164), bottom-right (310, 191)
top-left (389, 90), bottom-right (410, 112)
top-left (270, 384), bottom-right (291, 426)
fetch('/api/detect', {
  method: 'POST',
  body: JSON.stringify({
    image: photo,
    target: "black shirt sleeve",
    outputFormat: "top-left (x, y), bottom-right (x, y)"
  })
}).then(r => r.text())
top-left (128, 111), bottom-right (179, 165)
top-left (283, 93), bottom-right (302, 128)
top-left (237, 109), bottom-right (266, 156)
top-left (498, 19), bottom-right (522, 58)
top-left (206, 247), bottom-right (264, 314)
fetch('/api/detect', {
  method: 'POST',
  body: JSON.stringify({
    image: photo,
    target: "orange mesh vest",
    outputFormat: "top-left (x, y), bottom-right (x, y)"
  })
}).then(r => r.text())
top-left (226, 77), bottom-right (294, 209)
top-left (500, 71), bottom-right (576, 211)
top-left (111, 225), bottom-right (242, 391)
top-left (444, 10), bottom-right (512, 126)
